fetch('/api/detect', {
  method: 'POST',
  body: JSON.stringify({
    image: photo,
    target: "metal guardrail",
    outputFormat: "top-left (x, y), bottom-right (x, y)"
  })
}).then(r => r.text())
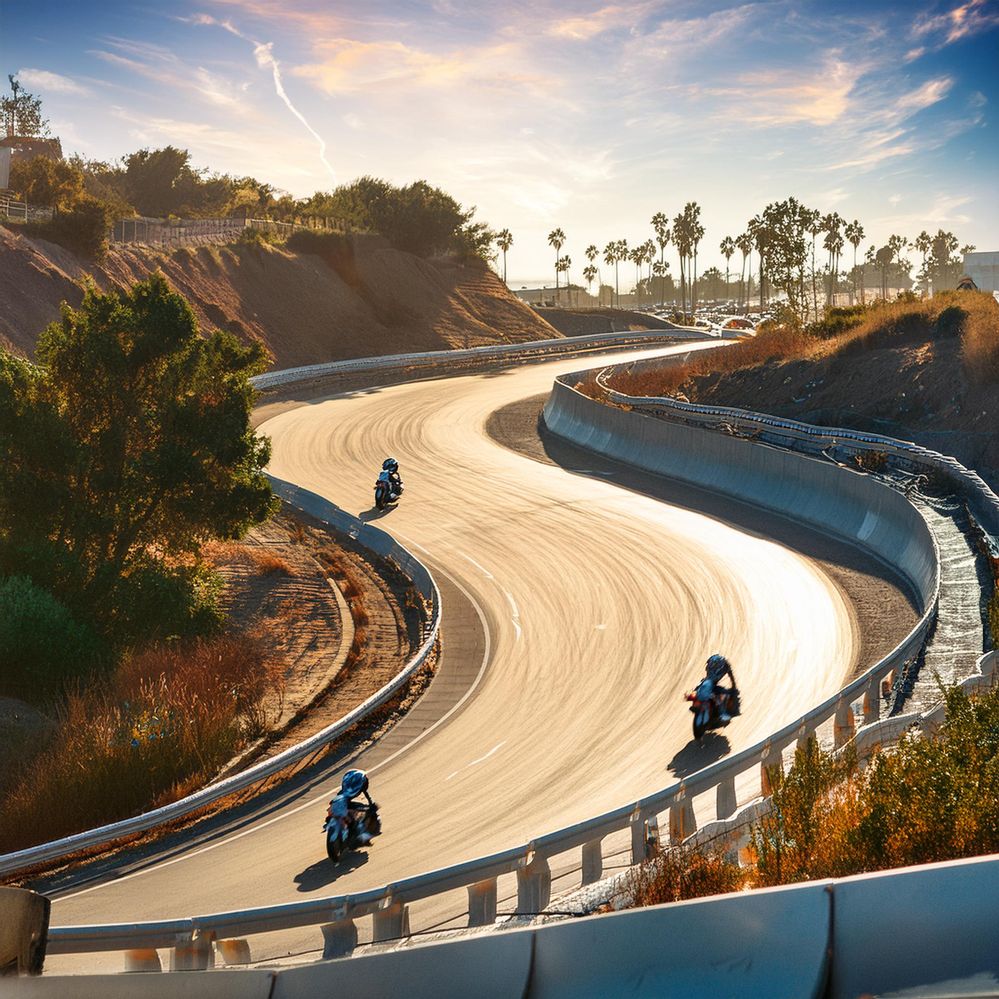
top-left (249, 328), bottom-right (707, 391)
top-left (0, 479), bottom-right (441, 878)
top-left (42, 360), bottom-right (971, 968)
top-left (0, 197), bottom-right (54, 223)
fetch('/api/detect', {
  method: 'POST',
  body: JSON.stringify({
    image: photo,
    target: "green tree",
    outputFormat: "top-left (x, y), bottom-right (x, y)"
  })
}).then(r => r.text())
top-left (0, 274), bottom-right (277, 645)
top-left (8, 155), bottom-right (84, 209)
top-left (2, 74), bottom-right (49, 137)
top-left (603, 242), bottom-right (619, 306)
top-left (736, 231), bottom-right (752, 309)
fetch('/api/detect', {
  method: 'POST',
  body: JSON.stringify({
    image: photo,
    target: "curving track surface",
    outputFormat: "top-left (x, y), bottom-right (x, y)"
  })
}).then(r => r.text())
top-left (48, 343), bottom-right (864, 968)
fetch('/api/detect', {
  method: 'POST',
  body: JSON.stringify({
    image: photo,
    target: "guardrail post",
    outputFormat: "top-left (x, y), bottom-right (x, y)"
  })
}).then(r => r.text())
top-left (216, 938), bottom-right (251, 966)
top-left (372, 899), bottom-right (410, 943)
top-left (321, 917), bottom-right (357, 959)
top-left (760, 745), bottom-right (783, 796)
top-left (796, 725), bottom-right (816, 754)
top-left (467, 878), bottom-right (497, 927)
top-left (123, 948), bottom-right (162, 973)
top-left (630, 811), bottom-right (659, 863)
top-left (0, 886), bottom-right (49, 976)
top-left (881, 670), bottom-right (896, 700)
top-left (863, 679), bottom-right (880, 725)
top-left (581, 838), bottom-right (603, 885)
top-left (669, 799), bottom-right (695, 845)
top-left (834, 699), bottom-right (856, 749)
top-left (716, 776), bottom-right (737, 820)
top-left (169, 929), bottom-right (214, 972)
top-left (517, 853), bottom-right (551, 915)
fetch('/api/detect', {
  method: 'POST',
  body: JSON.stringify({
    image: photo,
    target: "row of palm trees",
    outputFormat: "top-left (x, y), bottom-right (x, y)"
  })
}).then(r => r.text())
top-left (495, 212), bottom-right (972, 320)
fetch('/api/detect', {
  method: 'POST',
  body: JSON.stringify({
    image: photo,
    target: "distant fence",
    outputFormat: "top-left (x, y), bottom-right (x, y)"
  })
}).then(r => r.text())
top-left (110, 216), bottom-right (335, 249)
top-left (0, 196), bottom-right (53, 224)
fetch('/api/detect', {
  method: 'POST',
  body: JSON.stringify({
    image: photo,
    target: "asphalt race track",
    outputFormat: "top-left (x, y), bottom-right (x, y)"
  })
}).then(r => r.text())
top-left (47, 343), bottom-right (875, 969)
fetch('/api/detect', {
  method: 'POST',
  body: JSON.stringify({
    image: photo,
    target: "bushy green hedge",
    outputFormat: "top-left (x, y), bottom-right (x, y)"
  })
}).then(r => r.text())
top-left (0, 575), bottom-right (106, 700)
top-left (24, 196), bottom-right (116, 261)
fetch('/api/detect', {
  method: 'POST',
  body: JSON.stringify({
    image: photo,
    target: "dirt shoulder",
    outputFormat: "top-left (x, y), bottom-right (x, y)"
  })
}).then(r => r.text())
top-left (487, 394), bottom-right (919, 679)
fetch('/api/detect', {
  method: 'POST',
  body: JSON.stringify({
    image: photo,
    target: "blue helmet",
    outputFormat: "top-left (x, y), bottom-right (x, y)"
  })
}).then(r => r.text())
top-left (382, 457), bottom-right (399, 472)
top-left (340, 769), bottom-right (368, 798)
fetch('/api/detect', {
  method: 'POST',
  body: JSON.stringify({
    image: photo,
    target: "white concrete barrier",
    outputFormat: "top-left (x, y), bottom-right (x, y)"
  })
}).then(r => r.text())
top-left (528, 881), bottom-right (831, 999)
top-left (543, 374), bottom-right (938, 605)
top-left (830, 853), bottom-right (999, 998)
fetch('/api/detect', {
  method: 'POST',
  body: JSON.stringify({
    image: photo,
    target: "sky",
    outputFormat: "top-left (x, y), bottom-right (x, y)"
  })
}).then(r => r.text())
top-left (3, 0), bottom-right (998, 285)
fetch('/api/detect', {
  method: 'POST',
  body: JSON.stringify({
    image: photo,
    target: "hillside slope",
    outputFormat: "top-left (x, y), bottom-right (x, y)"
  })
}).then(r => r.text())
top-left (0, 227), bottom-right (560, 368)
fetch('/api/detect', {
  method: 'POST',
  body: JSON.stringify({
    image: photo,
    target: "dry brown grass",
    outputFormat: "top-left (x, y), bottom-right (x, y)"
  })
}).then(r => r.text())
top-left (0, 634), bottom-right (283, 853)
top-left (249, 550), bottom-right (296, 576)
top-left (604, 292), bottom-right (999, 400)
top-left (626, 845), bottom-right (746, 907)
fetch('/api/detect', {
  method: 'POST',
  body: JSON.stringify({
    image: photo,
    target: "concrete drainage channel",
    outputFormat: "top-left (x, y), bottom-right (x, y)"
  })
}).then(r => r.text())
top-left (3, 338), bottom-right (997, 991)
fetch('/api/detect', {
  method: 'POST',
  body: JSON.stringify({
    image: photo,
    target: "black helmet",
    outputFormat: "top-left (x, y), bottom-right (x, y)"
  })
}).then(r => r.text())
top-left (382, 457), bottom-right (399, 472)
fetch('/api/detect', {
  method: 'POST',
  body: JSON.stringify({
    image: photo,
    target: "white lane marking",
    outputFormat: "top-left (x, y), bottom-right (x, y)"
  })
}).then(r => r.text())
top-left (445, 741), bottom-right (505, 781)
top-left (460, 551), bottom-right (494, 579)
top-left (504, 589), bottom-right (522, 640)
top-left (594, 623), bottom-right (607, 630)
top-left (56, 558), bottom-right (494, 904)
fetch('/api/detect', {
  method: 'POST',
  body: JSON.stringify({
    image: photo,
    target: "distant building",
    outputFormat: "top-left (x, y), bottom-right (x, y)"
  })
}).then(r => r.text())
top-left (0, 135), bottom-right (63, 163)
top-left (962, 251), bottom-right (999, 292)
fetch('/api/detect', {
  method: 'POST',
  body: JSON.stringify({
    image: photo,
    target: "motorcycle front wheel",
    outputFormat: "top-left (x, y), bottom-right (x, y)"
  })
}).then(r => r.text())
top-left (693, 712), bottom-right (708, 740)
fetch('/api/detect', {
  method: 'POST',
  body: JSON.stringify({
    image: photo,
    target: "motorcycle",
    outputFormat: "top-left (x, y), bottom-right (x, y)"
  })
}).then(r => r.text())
top-left (374, 469), bottom-right (402, 510)
top-left (323, 794), bottom-right (381, 863)
top-left (685, 678), bottom-right (740, 740)
top-left (322, 769), bottom-right (381, 863)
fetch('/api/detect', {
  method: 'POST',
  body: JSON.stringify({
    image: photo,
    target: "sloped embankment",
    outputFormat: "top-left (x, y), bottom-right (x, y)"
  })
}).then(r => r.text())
top-left (0, 227), bottom-right (560, 368)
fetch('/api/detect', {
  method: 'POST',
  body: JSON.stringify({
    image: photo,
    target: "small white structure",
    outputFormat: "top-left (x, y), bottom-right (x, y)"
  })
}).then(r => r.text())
top-left (962, 251), bottom-right (999, 292)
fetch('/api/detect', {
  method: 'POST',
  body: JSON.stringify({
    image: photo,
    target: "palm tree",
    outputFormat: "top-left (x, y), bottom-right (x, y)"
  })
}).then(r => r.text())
top-left (585, 243), bottom-right (599, 295)
top-left (651, 212), bottom-right (670, 303)
top-left (845, 220), bottom-right (865, 304)
top-left (642, 239), bottom-right (657, 300)
top-left (736, 232), bottom-right (752, 309)
top-left (557, 254), bottom-right (572, 305)
top-left (547, 228), bottom-right (566, 304)
top-left (603, 241), bottom-right (619, 307)
top-left (864, 244), bottom-right (877, 302)
top-left (672, 211), bottom-right (690, 318)
top-left (495, 228), bottom-right (513, 285)
top-left (615, 239), bottom-right (628, 306)
top-left (687, 204), bottom-right (704, 315)
top-left (821, 213), bottom-right (845, 305)
top-left (629, 246), bottom-right (644, 305)
top-left (913, 230), bottom-right (931, 296)
top-left (583, 263), bottom-right (598, 300)
top-left (720, 236), bottom-right (735, 303)
top-left (802, 208), bottom-right (822, 319)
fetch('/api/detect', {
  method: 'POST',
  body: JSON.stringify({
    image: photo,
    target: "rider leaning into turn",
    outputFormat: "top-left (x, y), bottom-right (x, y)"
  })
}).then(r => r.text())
top-left (704, 653), bottom-right (739, 722)
top-left (382, 457), bottom-right (403, 495)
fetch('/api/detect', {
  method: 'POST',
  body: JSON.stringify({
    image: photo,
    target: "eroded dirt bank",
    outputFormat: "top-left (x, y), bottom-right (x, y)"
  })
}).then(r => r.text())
top-left (0, 226), bottom-right (559, 367)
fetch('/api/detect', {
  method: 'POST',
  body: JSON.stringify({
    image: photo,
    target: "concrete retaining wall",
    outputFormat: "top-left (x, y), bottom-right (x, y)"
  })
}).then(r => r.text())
top-left (543, 375), bottom-right (937, 607)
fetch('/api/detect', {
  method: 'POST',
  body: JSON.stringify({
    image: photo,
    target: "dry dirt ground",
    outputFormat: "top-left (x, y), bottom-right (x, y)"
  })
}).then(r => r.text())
top-left (684, 332), bottom-right (999, 491)
top-left (0, 226), bottom-right (559, 367)
top-left (208, 507), bottom-right (428, 762)
top-left (486, 393), bottom-right (919, 678)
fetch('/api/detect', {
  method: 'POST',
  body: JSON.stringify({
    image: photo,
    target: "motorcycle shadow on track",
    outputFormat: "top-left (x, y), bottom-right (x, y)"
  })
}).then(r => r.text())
top-left (293, 850), bottom-right (369, 893)
top-left (667, 732), bottom-right (730, 778)
top-left (359, 506), bottom-right (393, 522)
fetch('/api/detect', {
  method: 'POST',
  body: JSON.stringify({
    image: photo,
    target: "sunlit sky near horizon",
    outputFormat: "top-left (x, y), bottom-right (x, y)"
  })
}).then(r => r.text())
top-left (4, 0), bottom-right (998, 283)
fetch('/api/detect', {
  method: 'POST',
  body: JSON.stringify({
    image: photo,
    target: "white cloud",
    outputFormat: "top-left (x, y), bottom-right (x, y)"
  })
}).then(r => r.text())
top-left (16, 68), bottom-right (90, 96)
top-left (912, 0), bottom-right (999, 44)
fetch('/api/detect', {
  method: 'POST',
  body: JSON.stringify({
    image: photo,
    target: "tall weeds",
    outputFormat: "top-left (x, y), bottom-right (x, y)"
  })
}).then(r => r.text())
top-left (0, 634), bottom-right (282, 853)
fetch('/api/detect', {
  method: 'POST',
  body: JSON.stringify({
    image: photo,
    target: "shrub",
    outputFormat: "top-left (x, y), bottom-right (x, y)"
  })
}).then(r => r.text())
top-left (960, 292), bottom-right (999, 383)
top-left (627, 845), bottom-right (744, 907)
top-left (237, 226), bottom-right (284, 247)
top-left (25, 196), bottom-right (116, 260)
top-left (0, 576), bottom-right (106, 701)
top-left (0, 633), bottom-right (281, 852)
top-left (806, 304), bottom-right (869, 339)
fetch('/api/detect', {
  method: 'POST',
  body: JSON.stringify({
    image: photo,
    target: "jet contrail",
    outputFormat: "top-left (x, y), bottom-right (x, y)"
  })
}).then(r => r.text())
top-left (252, 41), bottom-right (336, 182)
top-left (194, 14), bottom-right (335, 182)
